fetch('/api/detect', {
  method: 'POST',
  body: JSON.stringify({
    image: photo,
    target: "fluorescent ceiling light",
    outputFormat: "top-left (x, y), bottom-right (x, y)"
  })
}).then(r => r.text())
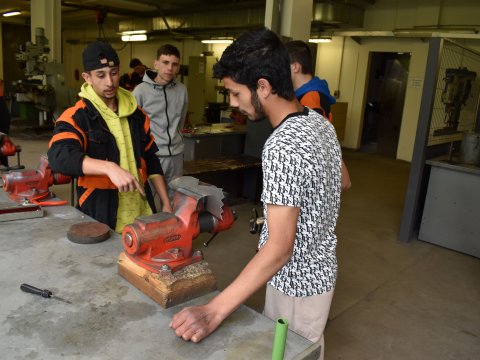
top-left (3, 10), bottom-right (21, 17)
top-left (121, 34), bottom-right (147, 42)
top-left (201, 39), bottom-right (233, 44)
top-left (308, 38), bottom-right (331, 43)
top-left (121, 30), bottom-right (147, 35)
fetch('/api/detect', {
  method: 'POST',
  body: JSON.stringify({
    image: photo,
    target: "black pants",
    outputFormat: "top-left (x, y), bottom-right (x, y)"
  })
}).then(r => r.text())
top-left (0, 96), bottom-right (10, 134)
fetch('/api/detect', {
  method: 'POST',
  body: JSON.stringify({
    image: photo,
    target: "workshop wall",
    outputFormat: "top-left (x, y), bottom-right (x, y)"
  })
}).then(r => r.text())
top-left (62, 26), bottom-right (230, 105)
top-left (316, 37), bottom-right (428, 162)
top-left (5, 0), bottom-right (477, 162)
top-left (62, 32), bottom-right (227, 118)
top-left (365, 0), bottom-right (480, 31)
top-left (62, 38), bottom-right (205, 91)
top-left (313, 0), bottom-right (480, 162)
top-left (0, 23), bottom-right (31, 94)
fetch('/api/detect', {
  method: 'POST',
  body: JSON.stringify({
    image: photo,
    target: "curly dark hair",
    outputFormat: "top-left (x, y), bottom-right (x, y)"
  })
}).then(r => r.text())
top-left (213, 27), bottom-right (295, 101)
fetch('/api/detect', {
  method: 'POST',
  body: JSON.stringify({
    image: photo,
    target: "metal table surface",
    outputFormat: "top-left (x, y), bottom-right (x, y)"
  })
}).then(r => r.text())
top-left (0, 190), bottom-right (317, 359)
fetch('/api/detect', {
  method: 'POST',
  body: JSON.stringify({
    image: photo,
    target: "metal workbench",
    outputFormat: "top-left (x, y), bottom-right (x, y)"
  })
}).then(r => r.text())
top-left (0, 190), bottom-right (318, 359)
top-left (183, 125), bottom-right (247, 162)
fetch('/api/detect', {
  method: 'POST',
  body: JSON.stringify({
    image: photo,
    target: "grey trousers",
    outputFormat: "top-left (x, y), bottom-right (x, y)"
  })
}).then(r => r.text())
top-left (150, 153), bottom-right (184, 210)
top-left (264, 284), bottom-right (335, 360)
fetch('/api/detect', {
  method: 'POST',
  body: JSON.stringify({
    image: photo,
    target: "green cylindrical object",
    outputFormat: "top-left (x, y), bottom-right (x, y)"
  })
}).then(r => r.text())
top-left (272, 318), bottom-right (289, 360)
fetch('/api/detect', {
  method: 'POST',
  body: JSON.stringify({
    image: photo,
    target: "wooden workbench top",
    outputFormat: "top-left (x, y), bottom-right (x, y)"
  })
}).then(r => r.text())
top-left (183, 155), bottom-right (262, 175)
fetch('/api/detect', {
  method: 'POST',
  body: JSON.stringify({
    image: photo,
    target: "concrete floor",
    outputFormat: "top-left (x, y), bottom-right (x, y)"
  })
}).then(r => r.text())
top-left (5, 127), bottom-right (480, 360)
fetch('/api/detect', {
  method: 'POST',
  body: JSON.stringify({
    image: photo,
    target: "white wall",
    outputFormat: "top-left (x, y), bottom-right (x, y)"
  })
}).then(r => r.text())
top-left (313, 0), bottom-right (480, 161)
top-left (316, 37), bottom-right (429, 161)
top-left (363, 0), bottom-right (480, 31)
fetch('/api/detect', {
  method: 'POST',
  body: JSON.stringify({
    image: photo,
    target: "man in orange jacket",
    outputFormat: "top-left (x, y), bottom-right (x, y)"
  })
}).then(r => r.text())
top-left (48, 42), bottom-right (171, 232)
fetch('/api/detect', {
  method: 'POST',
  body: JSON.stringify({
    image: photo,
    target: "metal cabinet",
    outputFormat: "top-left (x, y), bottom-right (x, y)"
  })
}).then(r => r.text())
top-left (183, 132), bottom-right (246, 161)
top-left (419, 159), bottom-right (480, 257)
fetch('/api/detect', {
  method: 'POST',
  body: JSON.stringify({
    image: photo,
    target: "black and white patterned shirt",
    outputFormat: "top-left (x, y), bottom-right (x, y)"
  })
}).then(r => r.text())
top-left (259, 107), bottom-right (342, 297)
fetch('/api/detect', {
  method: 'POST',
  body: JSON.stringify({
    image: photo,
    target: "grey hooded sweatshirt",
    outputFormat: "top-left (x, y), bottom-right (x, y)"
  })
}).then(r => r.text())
top-left (133, 69), bottom-right (188, 156)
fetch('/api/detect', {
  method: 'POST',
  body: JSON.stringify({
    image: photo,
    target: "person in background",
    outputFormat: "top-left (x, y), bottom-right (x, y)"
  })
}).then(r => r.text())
top-left (285, 40), bottom-right (337, 119)
top-left (0, 78), bottom-right (12, 167)
top-left (133, 44), bottom-right (188, 206)
top-left (120, 58), bottom-right (147, 91)
top-left (170, 28), bottom-right (342, 360)
top-left (48, 41), bottom-right (171, 232)
top-left (286, 40), bottom-right (351, 191)
top-left (0, 132), bottom-right (12, 167)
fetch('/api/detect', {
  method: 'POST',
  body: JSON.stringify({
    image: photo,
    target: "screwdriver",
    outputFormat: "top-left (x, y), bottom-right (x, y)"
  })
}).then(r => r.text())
top-left (20, 283), bottom-right (72, 304)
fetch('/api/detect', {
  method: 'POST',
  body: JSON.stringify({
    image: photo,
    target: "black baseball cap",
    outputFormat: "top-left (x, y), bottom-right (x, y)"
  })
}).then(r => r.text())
top-left (82, 41), bottom-right (120, 71)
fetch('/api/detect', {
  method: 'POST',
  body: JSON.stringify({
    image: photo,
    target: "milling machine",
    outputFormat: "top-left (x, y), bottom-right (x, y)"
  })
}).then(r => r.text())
top-left (12, 27), bottom-right (72, 127)
top-left (0, 133), bottom-right (24, 171)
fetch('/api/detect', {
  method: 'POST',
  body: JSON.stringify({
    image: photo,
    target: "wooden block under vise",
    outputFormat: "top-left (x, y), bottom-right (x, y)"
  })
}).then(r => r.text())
top-left (117, 252), bottom-right (217, 308)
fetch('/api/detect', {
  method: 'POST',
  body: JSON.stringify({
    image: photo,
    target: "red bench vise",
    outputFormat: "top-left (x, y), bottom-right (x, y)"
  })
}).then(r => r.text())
top-left (122, 187), bottom-right (236, 274)
top-left (0, 132), bottom-right (24, 171)
top-left (1, 154), bottom-right (71, 203)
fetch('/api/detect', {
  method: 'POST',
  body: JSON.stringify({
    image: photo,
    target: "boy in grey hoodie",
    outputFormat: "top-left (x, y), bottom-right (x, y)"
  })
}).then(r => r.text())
top-left (134, 44), bottom-right (188, 206)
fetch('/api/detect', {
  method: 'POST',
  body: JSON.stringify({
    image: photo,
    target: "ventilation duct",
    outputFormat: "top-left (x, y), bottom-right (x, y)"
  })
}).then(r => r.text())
top-left (117, 1), bottom-right (368, 38)
top-left (118, 7), bottom-right (265, 37)
top-left (312, 2), bottom-right (364, 29)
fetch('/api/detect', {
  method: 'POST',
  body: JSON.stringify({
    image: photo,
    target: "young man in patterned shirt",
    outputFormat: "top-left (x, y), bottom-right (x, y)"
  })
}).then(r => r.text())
top-left (170, 28), bottom-right (342, 359)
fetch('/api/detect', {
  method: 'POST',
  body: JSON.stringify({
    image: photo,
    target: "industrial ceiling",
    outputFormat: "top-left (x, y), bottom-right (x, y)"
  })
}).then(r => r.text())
top-left (0, 0), bottom-right (376, 40)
